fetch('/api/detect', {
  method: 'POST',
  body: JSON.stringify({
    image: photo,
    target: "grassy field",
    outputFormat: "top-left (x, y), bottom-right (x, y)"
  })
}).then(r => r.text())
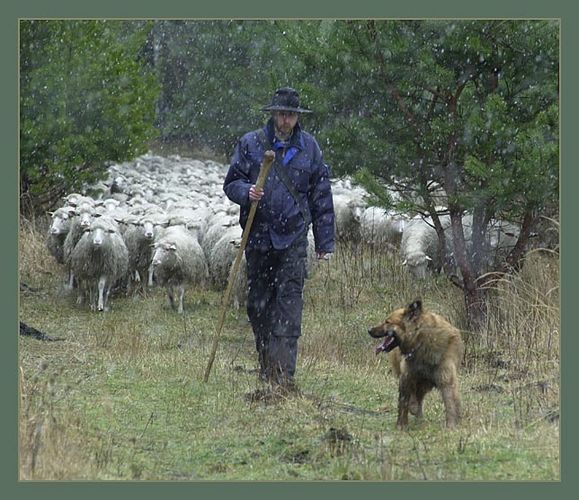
top-left (18, 217), bottom-right (560, 481)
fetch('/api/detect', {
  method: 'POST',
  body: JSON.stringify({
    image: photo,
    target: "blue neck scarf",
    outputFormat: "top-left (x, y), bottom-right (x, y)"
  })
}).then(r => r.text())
top-left (273, 137), bottom-right (298, 166)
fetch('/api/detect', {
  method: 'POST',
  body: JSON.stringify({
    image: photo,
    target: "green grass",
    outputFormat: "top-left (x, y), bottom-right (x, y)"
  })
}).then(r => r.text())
top-left (18, 221), bottom-right (560, 481)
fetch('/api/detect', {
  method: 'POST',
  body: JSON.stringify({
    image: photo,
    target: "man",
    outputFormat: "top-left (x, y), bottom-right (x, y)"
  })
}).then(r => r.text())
top-left (223, 87), bottom-right (335, 394)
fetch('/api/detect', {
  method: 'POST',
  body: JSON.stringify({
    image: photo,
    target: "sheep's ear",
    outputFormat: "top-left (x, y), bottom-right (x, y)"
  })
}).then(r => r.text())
top-left (425, 255), bottom-right (432, 261)
top-left (404, 299), bottom-right (422, 321)
top-left (401, 259), bottom-right (407, 266)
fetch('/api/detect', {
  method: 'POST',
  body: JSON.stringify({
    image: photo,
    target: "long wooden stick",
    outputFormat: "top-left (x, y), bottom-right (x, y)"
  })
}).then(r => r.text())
top-left (203, 150), bottom-right (275, 382)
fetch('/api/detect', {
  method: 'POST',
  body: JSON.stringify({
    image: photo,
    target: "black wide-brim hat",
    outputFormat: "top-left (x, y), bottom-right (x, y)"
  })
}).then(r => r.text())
top-left (261, 87), bottom-right (313, 114)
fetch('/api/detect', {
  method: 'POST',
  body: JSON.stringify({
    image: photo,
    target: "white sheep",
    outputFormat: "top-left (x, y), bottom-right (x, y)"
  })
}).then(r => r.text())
top-left (200, 212), bottom-right (238, 257)
top-left (46, 206), bottom-right (76, 265)
top-left (401, 215), bottom-right (450, 279)
top-left (151, 225), bottom-right (209, 314)
top-left (123, 211), bottom-right (169, 293)
top-left (62, 202), bottom-right (99, 288)
top-left (69, 216), bottom-right (129, 311)
top-left (333, 192), bottom-right (366, 244)
top-left (207, 226), bottom-right (242, 289)
top-left (360, 206), bottom-right (406, 252)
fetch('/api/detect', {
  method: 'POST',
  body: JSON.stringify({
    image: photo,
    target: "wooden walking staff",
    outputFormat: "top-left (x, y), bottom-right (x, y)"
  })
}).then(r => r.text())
top-left (203, 150), bottom-right (275, 382)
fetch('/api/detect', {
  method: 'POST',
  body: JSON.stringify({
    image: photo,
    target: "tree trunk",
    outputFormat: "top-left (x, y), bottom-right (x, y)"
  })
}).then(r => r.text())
top-left (448, 210), bottom-right (487, 332)
top-left (470, 206), bottom-right (487, 276)
top-left (503, 209), bottom-right (535, 271)
top-left (463, 285), bottom-right (488, 333)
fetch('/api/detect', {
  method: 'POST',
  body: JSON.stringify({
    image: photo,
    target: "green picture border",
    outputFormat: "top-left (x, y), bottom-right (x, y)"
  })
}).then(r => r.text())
top-left (3, 0), bottom-right (574, 499)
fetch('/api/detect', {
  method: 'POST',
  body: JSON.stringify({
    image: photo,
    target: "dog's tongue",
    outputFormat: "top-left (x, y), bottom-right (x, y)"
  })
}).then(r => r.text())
top-left (375, 336), bottom-right (395, 354)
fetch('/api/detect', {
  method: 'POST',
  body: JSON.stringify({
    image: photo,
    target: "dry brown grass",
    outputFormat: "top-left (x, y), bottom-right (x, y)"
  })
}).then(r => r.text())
top-left (19, 215), bottom-right (56, 285)
top-left (19, 361), bottom-right (100, 479)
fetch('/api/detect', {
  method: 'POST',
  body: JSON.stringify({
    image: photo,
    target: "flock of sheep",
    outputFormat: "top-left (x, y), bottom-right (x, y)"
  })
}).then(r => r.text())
top-left (45, 152), bottom-right (523, 313)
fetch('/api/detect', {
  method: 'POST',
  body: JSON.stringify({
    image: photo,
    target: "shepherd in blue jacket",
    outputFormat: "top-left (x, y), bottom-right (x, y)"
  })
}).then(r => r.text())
top-left (223, 87), bottom-right (335, 395)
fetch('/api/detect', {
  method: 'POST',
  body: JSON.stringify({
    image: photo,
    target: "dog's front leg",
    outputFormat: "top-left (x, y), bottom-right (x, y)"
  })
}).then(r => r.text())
top-left (397, 376), bottom-right (411, 429)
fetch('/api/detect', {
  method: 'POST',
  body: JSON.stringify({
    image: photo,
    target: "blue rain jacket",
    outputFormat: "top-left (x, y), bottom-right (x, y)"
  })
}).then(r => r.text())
top-left (223, 118), bottom-right (335, 252)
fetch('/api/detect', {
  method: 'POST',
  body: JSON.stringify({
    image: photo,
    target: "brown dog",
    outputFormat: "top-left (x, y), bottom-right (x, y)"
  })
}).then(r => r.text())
top-left (368, 299), bottom-right (464, 428)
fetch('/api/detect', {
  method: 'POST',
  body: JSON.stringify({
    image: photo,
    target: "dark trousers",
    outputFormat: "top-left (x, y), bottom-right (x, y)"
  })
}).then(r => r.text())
top-left (245, 233), bottom-right (307, 385)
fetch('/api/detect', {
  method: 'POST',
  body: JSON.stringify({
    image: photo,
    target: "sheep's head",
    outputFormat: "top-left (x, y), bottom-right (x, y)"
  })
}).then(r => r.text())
top-left (79, 217), bottom-right (119, 247)
top-left (142, 220), bottom-right (155, 240)
top-left (90, 225), bottom-right (116, 247)
top-left (402, 252), bottom-right (432, 279)
top-left (78, 207), bottom-right (95, 228)
top-left (49, 208), bottom-right (75, 234)
top-left (152, 242), bottom-right (178, 267)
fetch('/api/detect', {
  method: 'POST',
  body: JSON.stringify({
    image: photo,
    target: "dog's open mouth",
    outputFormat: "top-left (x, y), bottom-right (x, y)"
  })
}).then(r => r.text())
top-left (375, 334), bottom-right (399, 354)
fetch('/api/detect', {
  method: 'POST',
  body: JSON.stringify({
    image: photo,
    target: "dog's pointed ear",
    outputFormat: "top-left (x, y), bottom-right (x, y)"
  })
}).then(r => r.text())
top-left (404, 299), bottom-right (422, 320)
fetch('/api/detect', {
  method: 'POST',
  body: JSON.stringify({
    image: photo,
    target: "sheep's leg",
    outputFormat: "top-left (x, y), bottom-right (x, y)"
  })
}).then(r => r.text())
top-left (147, 264), bottom-right (154, 287)
top-left (97, 276), bottom-right (107, 311)
top-left (177, 284), bottom-right (185, 314)
top-left (103, 282), bottom-right (111, 312)
top-left (166, 285), bottom-right (175, 309)
top-left (125, 272), bottom-right (133, 297)
top-left (89, 285), bottom-right (96, 311)
top-left (66, 269), bottom-right (75, 290)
